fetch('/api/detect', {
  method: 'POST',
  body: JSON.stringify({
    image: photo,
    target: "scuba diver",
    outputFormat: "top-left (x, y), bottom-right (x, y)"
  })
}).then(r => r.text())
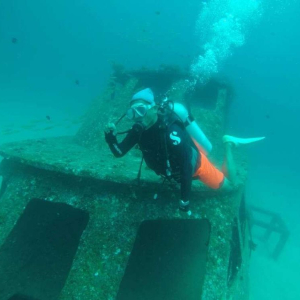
top-left (104, 88), bottom-right (264, 212)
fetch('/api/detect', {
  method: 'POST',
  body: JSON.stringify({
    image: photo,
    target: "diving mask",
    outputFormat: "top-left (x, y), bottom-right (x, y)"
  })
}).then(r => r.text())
top-left (126, 104), bottom-right (150, 120)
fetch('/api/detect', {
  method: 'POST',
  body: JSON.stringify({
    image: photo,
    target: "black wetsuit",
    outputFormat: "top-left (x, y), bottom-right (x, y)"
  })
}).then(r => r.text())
top-left (105, 119), bottom-right (200, 202)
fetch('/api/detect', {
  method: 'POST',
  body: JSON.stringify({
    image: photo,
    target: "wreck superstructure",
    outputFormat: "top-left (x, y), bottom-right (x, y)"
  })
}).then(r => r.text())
top-left (0, 67), bottom-right (251, 300)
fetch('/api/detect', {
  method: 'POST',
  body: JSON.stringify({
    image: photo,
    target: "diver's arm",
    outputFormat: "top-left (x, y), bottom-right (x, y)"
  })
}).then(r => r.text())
top-left (105, 125), bottom-right (141, 157)
top-left (168, 124), bottom-right (194, 203)
top-left (178, 146), bottom-right (193, 203)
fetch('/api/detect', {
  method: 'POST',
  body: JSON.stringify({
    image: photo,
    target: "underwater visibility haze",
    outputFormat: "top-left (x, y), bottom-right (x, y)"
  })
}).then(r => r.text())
top-left (0, 0), bottom-right (300, 299)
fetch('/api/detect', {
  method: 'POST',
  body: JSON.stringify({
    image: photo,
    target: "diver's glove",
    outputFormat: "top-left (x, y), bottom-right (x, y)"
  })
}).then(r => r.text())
top-left (105, 131), bottom-right (117, 144)
top-left (104, 123), bottom-right (117, 144)
top-left (104, 123), bottom-right (117, 134)
top-left (179, 199), bottom-right (190, 212)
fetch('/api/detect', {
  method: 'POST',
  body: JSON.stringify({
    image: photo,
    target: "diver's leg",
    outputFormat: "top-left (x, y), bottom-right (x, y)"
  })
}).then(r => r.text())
top-left (221, 134), bottom-right (265, 189)
top-left (223, 135), bottom-right (265, 145)
top-left (221, 142), bottom-right (237, 188)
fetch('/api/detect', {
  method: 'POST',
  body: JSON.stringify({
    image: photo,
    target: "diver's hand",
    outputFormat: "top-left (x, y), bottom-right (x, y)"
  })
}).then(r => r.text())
top-left (104, 123), bottom-right (117, 136)
top-left (179, 199), bottom-right (190, 212)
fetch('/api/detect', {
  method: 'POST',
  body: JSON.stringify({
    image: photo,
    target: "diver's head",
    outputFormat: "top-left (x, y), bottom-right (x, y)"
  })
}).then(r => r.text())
top-left (127, 88), bottom-right (158, 128)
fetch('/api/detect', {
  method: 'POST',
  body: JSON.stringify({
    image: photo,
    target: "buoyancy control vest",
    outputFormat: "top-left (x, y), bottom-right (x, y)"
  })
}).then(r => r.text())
top-left (154, 100), bottom-right (212, 179)
top-left (158, 99), bottom-right (212, 156)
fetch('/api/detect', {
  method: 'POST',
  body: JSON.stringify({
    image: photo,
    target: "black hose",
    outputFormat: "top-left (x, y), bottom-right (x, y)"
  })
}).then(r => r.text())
top-left (115, 113), bottom-right (126, 125)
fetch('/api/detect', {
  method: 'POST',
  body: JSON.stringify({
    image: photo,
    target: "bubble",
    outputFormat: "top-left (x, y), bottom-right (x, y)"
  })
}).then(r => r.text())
top-left (191, 0), bottom-right (264, 83)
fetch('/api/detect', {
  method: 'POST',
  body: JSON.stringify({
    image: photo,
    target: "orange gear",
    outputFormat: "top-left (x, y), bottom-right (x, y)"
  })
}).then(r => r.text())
top-left (192, 140), bottom-right (225, 189)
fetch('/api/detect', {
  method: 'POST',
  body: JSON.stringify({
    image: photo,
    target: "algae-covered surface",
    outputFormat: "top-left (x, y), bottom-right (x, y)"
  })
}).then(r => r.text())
top-left (0, 135), bottom-right (248, 299)
top-left (0, 133), bottom-right (247, 189)
top-left (0, 165), bottom-right (238, 300)
top-left (0, 71), bottom-right (249, 299)
top-left (0, 136), bottom-right (157, 184)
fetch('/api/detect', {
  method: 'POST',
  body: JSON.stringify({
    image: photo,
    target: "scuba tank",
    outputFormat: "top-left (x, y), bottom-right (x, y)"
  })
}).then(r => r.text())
top-left (172, 102), bottom-right (212, 155)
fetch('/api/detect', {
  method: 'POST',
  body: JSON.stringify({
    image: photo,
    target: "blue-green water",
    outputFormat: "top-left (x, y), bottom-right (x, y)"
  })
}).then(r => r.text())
top-left (1, 0), bottom-right (299, 299)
